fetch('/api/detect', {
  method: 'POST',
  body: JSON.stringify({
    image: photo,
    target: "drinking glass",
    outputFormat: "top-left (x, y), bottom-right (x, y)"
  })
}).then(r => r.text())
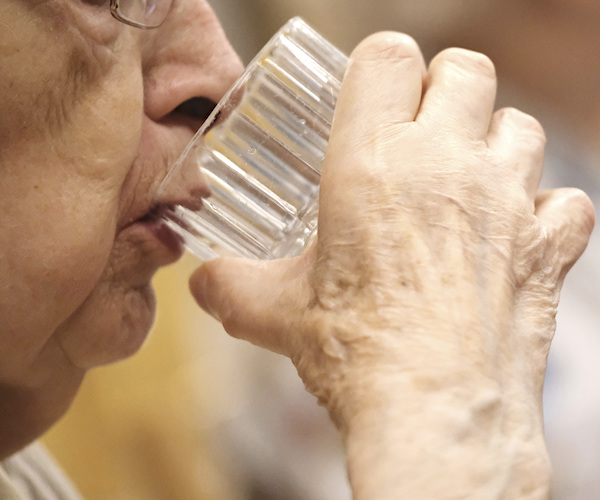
top-left (156, 17), bottom-right (348, 260)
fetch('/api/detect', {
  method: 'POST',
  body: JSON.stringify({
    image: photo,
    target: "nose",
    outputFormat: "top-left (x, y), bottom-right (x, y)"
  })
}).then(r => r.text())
top-left (141, 0), bottom-right (244, 122)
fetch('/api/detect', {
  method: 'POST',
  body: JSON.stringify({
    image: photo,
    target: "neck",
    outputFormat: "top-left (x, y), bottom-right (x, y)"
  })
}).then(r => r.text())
top-left (0, 356), bottom-right (84, 460)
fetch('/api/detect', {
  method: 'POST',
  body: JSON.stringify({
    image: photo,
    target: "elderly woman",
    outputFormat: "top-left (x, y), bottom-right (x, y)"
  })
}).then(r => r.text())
top-left (0, 0), bottom-right (594, 498)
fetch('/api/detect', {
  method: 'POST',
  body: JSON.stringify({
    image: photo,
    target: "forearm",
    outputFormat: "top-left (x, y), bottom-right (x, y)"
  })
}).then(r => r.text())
top-left (338, 376), bottom-right (551, 500)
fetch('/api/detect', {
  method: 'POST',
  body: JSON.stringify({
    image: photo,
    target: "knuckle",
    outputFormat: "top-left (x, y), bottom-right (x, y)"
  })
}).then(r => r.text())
top-left (350, 32), bottom-right (421, 64)
top-left (565, 188), bottom-right (596, 231)
top-left (493, 108), bottom-right (547, 162)
top-left (498, 107), bottom-right (546, 142)
top-left (434, 47), bottom-right (496, 80)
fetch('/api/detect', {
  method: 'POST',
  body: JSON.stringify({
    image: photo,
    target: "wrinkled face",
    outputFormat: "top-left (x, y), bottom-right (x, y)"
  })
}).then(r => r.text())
top-left (0, 0), bottom-right (243, 382)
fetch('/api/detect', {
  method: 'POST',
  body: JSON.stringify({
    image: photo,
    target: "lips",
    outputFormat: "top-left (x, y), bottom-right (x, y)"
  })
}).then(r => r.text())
top-left (120, 166), bottom-right (209, 260)
top-left (117, 97), bottom-right (217, 260)
top-left (121, 178), bottom-right (208, 235)
top-left (137, 209), bottom-right (186, 259)
top-left (121, 154), bottom-right (213, 270)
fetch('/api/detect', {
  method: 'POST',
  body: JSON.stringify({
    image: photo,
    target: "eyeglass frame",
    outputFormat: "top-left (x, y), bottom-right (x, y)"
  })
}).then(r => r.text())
top-left (109, 0), bottom-right (172, 30)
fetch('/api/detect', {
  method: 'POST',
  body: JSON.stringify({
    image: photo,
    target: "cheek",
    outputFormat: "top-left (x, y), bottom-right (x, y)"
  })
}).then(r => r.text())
top-left (0, 178), bottom-right (118, 341)
top-left (0, 53), bottom-right (144, 344)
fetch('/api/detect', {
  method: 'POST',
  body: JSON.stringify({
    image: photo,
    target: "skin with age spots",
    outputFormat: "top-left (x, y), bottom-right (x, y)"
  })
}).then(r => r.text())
top-left (0, 0), bottom-right (595, 498)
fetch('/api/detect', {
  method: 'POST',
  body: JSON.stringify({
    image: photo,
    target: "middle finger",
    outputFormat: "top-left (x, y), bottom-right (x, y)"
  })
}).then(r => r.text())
top-left (418, 48), bottom-right (497, 140)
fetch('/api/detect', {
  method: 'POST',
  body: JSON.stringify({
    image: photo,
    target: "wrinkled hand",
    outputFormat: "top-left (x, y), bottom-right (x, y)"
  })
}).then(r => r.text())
top-left (190, 34), bottom-right (595, 498)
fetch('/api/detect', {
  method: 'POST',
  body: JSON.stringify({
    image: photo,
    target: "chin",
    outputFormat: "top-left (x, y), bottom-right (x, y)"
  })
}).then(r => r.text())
top-left (55, 279), bottom-right (159, 369)
top-left (54, 228), bottom-right (179, 369)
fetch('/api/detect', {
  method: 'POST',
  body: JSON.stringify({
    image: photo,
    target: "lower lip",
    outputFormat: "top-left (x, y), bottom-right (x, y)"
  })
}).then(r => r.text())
top-left (128, 216), bottom-right (186, 265)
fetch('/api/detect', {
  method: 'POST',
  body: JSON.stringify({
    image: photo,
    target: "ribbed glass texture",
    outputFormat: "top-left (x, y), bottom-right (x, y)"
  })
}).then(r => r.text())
top-left (157, 18), bottom-right (348, 260)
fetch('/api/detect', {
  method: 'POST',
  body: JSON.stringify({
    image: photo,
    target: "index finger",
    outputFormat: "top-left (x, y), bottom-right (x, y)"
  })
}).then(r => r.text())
top-left (328, 32), bottom-right (426, 149)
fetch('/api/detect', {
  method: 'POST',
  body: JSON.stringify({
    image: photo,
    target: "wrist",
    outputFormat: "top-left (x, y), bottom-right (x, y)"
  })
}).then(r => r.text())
top-left (335, 373), bottom-right (551, 499)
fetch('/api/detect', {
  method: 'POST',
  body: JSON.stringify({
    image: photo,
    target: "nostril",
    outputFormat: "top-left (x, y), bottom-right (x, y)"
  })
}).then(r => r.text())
top-left (173, 96), bottom-right (217, 121)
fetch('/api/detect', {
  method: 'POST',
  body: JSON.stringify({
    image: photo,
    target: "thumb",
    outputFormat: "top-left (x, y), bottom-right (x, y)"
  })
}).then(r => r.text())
top-left (189, 253), bottom-right (313, 356)
top-left (535, 187), bottom-right (595, 284)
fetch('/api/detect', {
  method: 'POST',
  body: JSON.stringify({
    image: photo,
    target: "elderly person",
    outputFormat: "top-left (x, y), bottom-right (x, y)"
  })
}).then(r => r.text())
top-left (0, 0), bottom-right (594, 499)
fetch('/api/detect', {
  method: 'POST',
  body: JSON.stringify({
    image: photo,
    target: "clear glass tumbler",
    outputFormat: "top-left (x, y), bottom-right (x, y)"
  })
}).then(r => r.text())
top-left (156, 17), bottom-right (348, 260)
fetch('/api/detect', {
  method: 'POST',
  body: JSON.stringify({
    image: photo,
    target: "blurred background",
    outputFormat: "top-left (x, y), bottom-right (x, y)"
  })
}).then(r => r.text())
top-left (43, 0), bottom-right (600, 498)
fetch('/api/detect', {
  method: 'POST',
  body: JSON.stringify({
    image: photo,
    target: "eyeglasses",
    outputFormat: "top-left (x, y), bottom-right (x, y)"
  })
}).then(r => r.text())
top-left (110, 0), bottom-right (173, 29)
